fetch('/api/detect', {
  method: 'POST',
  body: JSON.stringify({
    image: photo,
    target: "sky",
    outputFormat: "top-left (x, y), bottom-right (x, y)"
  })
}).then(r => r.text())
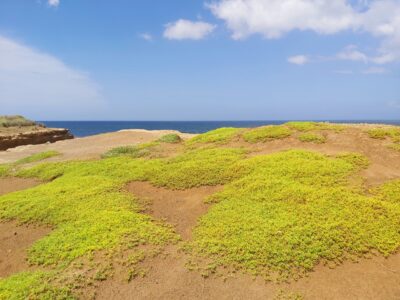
top-left (0, 0), bottom-right (399, 121)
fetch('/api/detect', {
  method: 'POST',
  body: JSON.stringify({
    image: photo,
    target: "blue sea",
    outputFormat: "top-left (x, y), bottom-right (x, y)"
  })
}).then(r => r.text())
top-left (40, 121), bottom-right (400, 138)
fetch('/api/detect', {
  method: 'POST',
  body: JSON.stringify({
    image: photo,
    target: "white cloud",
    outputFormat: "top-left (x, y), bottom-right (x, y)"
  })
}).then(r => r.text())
top-left (337, 45), bottom-right (369, 63)
top-left (139, 33), bottom-right (153, 41)
top-left (0, 36), bottom-right (106, 119)
top-left (287, 55), bottom-right (309, 65)
top-left (164, 19), bottom-right (216, 40)
top-left (208, 0), bottom-right (400, 63)
top-left (362, 66), bottom-right (387, 74)
top-left (48, 0), bottom-right (60, 7)
top-left (208, 0), bottom-right (357, 39)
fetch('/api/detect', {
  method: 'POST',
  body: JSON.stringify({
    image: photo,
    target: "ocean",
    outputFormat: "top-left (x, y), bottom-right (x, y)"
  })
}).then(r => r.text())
top-left (40, 120), bottom-right (400, 138)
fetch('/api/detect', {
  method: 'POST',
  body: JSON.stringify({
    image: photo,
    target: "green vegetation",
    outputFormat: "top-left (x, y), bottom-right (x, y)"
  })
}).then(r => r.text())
top-left (0, 151), bottom-right (60, 178)
top-left (286, 122), bottom-right (344, 132)
top-left (0, 165), bottom-right (11, 177)
top-left (157, 133), bottom-right (182, 144)
top-left (0, 272), bottom-right (73, 300)
top-left (0, 115), bottom-right (37, 128)
top-left (389, 144), bottom-right (400, 152)
top-left (186, 127), bottom-right (242, 145)
top-left (298, 133), bottom-right (326, 144)
top-left (285, 122), bottom-right (319, 132)
top-left (188, 150), bottom-right (400, 279)
top-left (367, 127), bottom-right (400, 151)
top-left (14, 151), bottom-right (60, 165)
top-left (336, 152), bottom-right (370, 169)
top-left (2, 124), bottom-right (400, 297)
top-left (243, 125), bottom-right (292, 143)
top-left (148, 148), bottom-right (245, 189)
top-left (0, 146), bottom-right (247, 297)
top-left (367, 127), bottom-right (400, 140)
top-left (101, 142), bottom-right (158, 159)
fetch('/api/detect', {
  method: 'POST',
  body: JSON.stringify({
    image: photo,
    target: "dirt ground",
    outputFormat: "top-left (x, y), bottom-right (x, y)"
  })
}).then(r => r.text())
top-left (0, 178), bottom-right (50, 279)
top-left (1, 125), bottom-right (400, 299)
top-left (0, 129), bottom-right (195, 164)
top-left (98, 183), bottom-right (400, 300)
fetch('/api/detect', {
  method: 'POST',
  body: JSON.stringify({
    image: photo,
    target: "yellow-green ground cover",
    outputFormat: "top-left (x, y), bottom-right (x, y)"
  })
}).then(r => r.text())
top-left (298, 133), bottom-right (326, 144)
top-left (0, 151), bottom-right (60, 178)
top-left (367, 127), bottom-right (400, 152)
top-left (186, 127), bottom-right (243, 145)
top-left (243, 125), bottom-right (292, 143)
top-left (1, 123), bottom-right (400, 298)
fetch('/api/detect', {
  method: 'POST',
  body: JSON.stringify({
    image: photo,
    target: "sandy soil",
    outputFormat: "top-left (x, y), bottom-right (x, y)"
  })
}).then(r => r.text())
top-left (0, 129), bottom-right (195, 164)
top-left (0, 178), bottom-right (49, 279)
top-left (0, 177), bottom-right (41, 196)
top-left (98, 183), bottom-right (400, 300)
top-left (126, 182), bottom-right (222, 239)
top-left (96, 249), bottom-right (400, 300)
top-left (0, 221), bottom-right (50, 279)
top-left (239, 127), bottom-right (400, 186)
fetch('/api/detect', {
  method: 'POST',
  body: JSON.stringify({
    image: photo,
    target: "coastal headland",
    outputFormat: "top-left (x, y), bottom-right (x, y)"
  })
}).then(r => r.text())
top-left (1, 122), bottom-right (400, 300)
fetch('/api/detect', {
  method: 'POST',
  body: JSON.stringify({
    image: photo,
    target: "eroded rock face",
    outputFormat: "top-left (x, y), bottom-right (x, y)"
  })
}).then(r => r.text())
top-left (0, 128), bottom-right (73, 150)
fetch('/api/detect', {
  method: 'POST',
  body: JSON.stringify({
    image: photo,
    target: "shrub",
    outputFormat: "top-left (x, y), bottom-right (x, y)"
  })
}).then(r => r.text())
top-left (298, 133), bottom-right (326, 144)
top-left (0, 115), bottom-right (37, 128)
top-left (243, 126), bottom-right (292, 143)
top-left (101, 142), bottom-right (158, 159)
top-left (389, 144), bottom-right (400, 152)
top-left (158, 134), bottom-right (182, 144)
top-left (367, 128), bottom-right (400, 140)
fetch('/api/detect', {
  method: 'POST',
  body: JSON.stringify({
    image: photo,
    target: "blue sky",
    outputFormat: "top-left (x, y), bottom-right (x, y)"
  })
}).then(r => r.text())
top-left (0, 0), bottom-right (399, 120)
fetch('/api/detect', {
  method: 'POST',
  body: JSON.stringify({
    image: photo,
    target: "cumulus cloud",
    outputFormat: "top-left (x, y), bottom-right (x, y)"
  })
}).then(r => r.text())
top-left (287, 55), bottom-right (309, 65)
top-left (164, 19), bottom-right (216, 40)
top-left (208, 0), bottom-right (400, 63)
top-left (48, 0), bottom-right (60, 7)
top-left (0, 36), bottom-right (106, 119)
top-left (337, 45), bottom-right (369, 63)
top-left (208, 0), bottom-right (357, 39)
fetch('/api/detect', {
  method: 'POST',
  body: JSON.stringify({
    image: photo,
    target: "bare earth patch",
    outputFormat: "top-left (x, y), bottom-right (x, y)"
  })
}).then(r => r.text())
top-left (0, 130), bottom-right (195, 164)
top-left (126, 182), bottom-right (222, 240)
top-left (0, 221), bottom-right (50, 279)
top-left (0, 178), bottom-right (49, 278)
top-left (95, 246), bottom-right (400, 300)
top-left (0, 177), bottom-right (40, 196)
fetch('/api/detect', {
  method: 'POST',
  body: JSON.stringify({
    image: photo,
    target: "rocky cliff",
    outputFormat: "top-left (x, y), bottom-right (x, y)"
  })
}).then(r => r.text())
top-left (0, 128), bottom-right (73, 151)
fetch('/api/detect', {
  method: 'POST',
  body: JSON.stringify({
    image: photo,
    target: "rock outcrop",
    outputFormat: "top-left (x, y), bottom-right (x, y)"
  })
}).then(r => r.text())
top-left (0, 128), bottom-right (73, 151)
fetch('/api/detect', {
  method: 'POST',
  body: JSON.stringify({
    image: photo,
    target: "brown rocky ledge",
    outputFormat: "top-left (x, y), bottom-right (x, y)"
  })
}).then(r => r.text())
top-left (0, 127), bottom-right (73, 151)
